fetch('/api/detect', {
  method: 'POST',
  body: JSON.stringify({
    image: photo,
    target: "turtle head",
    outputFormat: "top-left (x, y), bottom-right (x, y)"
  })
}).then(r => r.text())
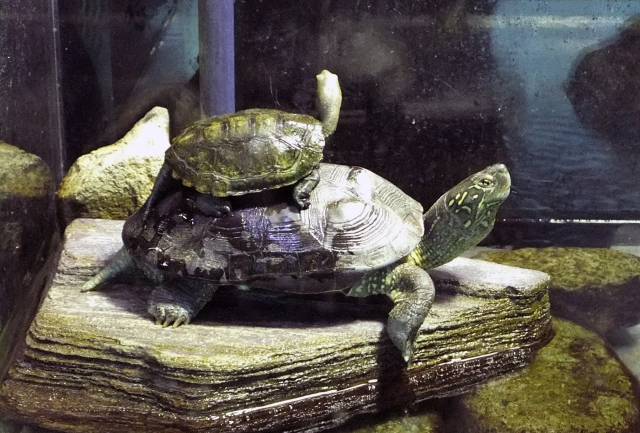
top-left (316, 70), bottom-right (342, 137)
top-left (442, 163), bottom-right (511, 239)
top-left (413, 164), bottom-right (510, 269)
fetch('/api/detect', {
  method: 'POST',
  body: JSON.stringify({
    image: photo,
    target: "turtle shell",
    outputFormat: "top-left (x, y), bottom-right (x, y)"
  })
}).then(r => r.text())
top-left (166, 108), bottom-right (325, 197)
top-left (124, 164), bottom-right (423, 293)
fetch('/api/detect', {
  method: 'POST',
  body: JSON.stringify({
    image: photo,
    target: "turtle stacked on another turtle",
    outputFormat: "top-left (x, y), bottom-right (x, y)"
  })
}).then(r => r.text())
top-left (83, 163), bottom-right (510, 363)
top-left (143, 70), bottom-right (342, 222)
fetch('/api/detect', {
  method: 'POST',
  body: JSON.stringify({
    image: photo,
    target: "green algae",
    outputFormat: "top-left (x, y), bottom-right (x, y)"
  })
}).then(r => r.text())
top-left (0, 142), bottom-right (53, 198)
top-left (450, 319), bottom-right (640, 433)
top-left (0, 219), bottom-right (554, 432)
top-left (475, 247), bottom-right (640, 334)
top-left (476, 247), bottom-right (640, 291)
top-left (336, 411), bottom-right (442, 433)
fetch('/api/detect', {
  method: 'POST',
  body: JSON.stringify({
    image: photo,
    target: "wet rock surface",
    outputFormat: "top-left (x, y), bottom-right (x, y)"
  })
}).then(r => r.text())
top-left (475, 247), bottom-right (640, 336)
top-left (0, 420), bottom-right (54, 433)
top-left (446, 319), bottom-right (640, 433)
top-left (0, 219), bottom-right (552, 433)
top-left (57, 107), bottom-right (170, 225)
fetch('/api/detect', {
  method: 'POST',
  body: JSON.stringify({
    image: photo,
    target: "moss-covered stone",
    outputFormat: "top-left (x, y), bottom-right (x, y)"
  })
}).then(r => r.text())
top-left (57, 106), bottom-right (170, 225)
top-left (475, 248), bottom-right (640, 335)
top-left (335, 410), bottom-right (442, 433)
top-left (448, 319), bottom-right (640, 433)
top-left (476, 248), bottom-right (640, 290)
top-left (0, 143), bottom-right (57, 382)
top-left (0, 142), bottom-right (53, 198)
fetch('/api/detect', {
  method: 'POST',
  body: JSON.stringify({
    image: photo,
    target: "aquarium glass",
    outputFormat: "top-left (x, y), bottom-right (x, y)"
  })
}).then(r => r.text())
top-left (1, 0), bottom-right (640, 431)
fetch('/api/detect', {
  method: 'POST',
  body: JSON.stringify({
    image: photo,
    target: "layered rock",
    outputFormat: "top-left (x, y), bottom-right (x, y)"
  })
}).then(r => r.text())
top-left (0, 219), bottom-right (553, 432)
top-left (475, 247), bottom-right (640, 335)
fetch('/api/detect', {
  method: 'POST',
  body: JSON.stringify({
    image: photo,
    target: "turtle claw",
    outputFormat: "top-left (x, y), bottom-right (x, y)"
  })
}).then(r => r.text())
top-left (195, 195), bottom-right (231, 217)
top-left (293, 166), bottom-right (320, 209)
top-left (295, 193), bottom-right (311, 210)
top-left (151, 303), bottom-right (192, 328)
top-left (172, 317), bottom-right (190, 327)
top-left (387, 315), bottom-right (418, 364)
top-left (148, 283), bottom-right (216, 329)
top-left (402, 345), bottom-right (414, 366)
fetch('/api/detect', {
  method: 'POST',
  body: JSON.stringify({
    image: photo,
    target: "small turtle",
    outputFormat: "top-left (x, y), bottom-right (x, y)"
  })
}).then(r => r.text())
top-left (144, 70), bottom-right (342, 222)
top-left (83, 163), bottom-right (510, 363)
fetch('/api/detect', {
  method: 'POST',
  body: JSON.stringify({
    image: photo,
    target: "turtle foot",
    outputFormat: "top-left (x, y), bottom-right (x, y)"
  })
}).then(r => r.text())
top-left (294, 191), bottom-right (311, 209)
top-left (143, 162), bottom-right (174, 227)
top-left (384, 263), bottom-right (436, 364)
top-left (387, 316), bottom-right (417, 364)
top-left (293, 165), bottom-right (320, 209)
top-left (152, 303), bottom-right (192, 327)
top-left (148, 281), bottom-right (217, 327)
top-left (195, 195), bottom-right (231, 217)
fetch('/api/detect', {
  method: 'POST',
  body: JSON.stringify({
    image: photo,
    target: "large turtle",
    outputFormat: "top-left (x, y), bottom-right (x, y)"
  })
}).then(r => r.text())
top-left (83, 163), bottom-right (510, 362)
top-left (143, 70), bottom-right (342, 222)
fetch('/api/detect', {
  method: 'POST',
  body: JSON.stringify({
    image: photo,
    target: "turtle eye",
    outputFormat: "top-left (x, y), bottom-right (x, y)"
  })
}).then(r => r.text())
top-left (478, 176), bottom-right (494, 188)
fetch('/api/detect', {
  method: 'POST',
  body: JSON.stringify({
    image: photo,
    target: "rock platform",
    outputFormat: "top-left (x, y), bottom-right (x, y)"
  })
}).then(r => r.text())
top-left (0, 219), bottom-right (553, 433)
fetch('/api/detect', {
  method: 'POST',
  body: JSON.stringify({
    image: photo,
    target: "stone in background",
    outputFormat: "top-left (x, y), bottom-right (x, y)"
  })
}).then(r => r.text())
top-left (0, 142), bottom-right (57, 382)
top-left (57, 106), bottom-right (170, 226)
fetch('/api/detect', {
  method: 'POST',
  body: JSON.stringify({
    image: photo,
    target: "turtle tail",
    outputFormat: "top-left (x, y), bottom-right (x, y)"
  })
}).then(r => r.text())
top-left (80, 247), bottom-right (135, 292)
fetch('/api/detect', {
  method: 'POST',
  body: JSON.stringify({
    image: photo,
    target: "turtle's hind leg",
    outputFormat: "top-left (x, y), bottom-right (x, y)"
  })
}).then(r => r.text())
top-left (149, 279), bottom-right (217, 327)
top-left (348, 263), bottom-right (435, 364)
top-left (143, 162), bottom-right (173, 225)
top-left (81, 247), bottom-right (135, 292)
top-left (194, 194), bottom-right (231, 217)
top-left (293, 165), bottom-right (321, 209)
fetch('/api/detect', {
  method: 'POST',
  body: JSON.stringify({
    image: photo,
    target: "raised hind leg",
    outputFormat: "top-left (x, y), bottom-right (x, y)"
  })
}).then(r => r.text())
top-left (143, 162), bottom-right (174, 225)
top-left (194, 194), bottom-right (231, 217)
top-left (293, 165), bottom-right (321, 209)
top-left (149, 278), bottom-right (217, 327)
top-left (348, 263), bottom-right (435, 363)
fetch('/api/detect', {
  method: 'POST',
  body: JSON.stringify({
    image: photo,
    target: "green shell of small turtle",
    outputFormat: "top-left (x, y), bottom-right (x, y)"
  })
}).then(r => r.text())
top-left (166, 108), bottom-right (325, 196)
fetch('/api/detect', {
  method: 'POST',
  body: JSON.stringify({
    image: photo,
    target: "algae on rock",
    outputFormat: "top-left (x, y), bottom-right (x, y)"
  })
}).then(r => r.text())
top-left (0, 219), bottom-right (553, 433)
top-left (476, 247), bottom-right (640, 335)
top-left (0, 142), bottom-right (54, 199)
top-left (448, 318), bottom-right (640, 433)
top-left (0, 142), bottom-right (57, 383)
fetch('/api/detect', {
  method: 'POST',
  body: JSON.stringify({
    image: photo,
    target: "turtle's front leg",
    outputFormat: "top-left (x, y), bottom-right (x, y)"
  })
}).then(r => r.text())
top-left (148, 279), bottom-right (217, 327)
top-left (385, 264), bottom-right (435, 363)
top-left (348, 263), bottom-right (435, 364)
